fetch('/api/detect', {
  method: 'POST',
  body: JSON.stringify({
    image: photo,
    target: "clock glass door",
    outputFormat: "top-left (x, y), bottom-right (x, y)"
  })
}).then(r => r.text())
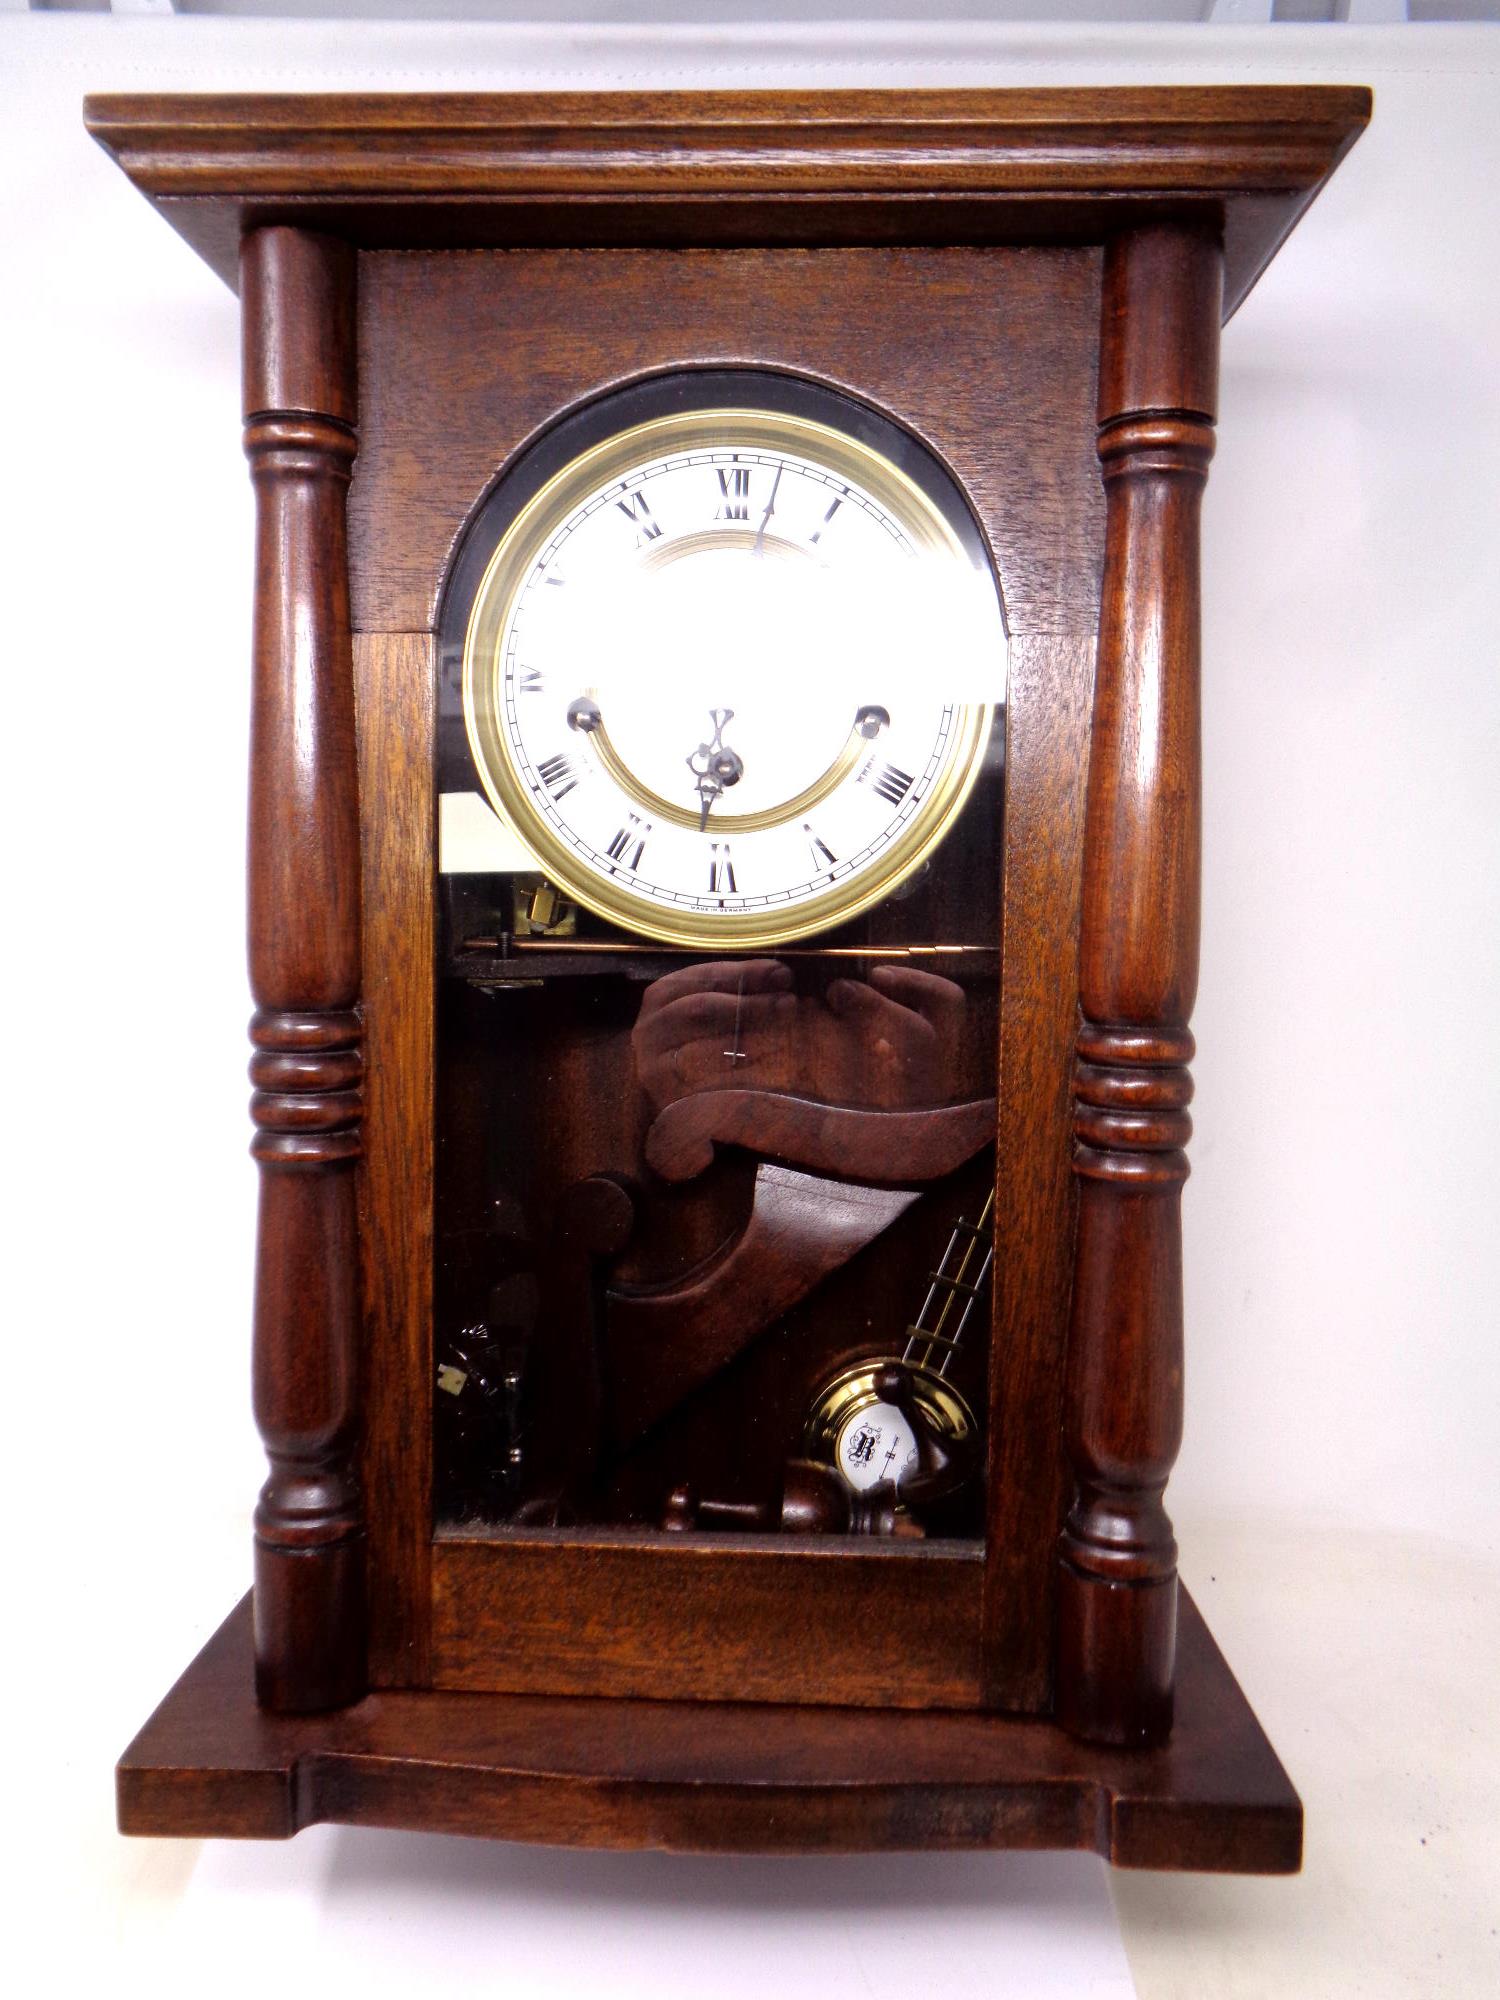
top-left (431, 370), bottom-right (1007, 1544)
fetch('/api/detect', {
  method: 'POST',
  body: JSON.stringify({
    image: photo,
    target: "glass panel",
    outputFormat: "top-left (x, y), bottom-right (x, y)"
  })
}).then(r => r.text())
top-left (431, 371), bottom-right (1006, 1542)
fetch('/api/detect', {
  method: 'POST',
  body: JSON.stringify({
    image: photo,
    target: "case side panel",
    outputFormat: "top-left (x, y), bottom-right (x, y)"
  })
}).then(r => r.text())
top-left (979, 630), bottom-right (1097, 1709)
top-left (354, 631), bottom-right (437, 1688)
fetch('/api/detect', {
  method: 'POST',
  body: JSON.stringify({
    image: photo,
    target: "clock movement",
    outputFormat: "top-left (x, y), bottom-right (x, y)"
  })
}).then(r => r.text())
top-left (87, 86), bottom-right (1369, 1869)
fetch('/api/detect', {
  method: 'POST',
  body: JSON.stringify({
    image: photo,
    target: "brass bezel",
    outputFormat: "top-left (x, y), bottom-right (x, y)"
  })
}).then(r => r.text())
top-left (803, 1359), bottom-right (978, 1479)
top-left (461, 405), bottom-right (1001, 950)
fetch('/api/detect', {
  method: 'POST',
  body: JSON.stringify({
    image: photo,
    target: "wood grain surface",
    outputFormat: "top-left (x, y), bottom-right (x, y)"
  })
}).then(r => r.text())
top-left (351, 245), bottom-right (1103, 636)
top-left (981, 633), bottom-right (1096, 1711)
top-left (1057, 227), bottom-right (1222, 1749)
top-left (117, 1585), bottom-right (1302, 1870)
top-left (242, 227), bottom-right (367, 1714)
top-left (432, 1533), bottom-right (984, 1708)
top-left (353, 632), bottom-right (436, 1689)
top-left (82, 87), bottom-right (1371, 317)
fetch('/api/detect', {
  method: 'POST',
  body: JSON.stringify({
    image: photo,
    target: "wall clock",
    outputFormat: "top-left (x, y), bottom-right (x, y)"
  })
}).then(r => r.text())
top-left (87, 86), bottom-right (1369, 1870)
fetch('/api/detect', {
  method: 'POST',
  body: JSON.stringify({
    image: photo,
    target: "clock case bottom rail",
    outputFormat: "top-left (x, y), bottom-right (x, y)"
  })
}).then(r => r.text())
top-left (117, 1589), bottom-right (1301, 1873)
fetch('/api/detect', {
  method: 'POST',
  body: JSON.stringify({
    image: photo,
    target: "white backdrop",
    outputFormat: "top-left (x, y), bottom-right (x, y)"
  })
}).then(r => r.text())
top-left (3, 16), bottom-right (1496, 2000)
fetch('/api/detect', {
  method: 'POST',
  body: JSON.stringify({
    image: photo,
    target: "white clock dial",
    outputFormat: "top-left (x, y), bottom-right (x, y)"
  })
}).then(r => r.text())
top-left (835, 1401), bottom-right (920, 1494)
top-left (463, 406), bottom-right (1005, 948)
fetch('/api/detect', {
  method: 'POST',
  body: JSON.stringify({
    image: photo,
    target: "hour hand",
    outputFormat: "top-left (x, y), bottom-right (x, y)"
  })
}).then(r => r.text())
top-left (686, 706), bottom-right (743, 827)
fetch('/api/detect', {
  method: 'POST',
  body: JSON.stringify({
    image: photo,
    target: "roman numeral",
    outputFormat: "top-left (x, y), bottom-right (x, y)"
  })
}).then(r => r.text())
top-left (859, 758), bottom-right (914, 808)
top-left (606, 813), bottom-right (649, 871)
top-left (716, 466), bottom-right (751, 521)
top-left (516, 667), bottom-right (543, 694)
top-left (708, 842), bottom-right (737, 896)
top-left (536, 752), bottom-right (582, 801)
top-left (805, 824), bottom-right (837, 872)
top-left (616, 489), bottom-right (662, 545)
top-left (809, 494), bottom-right (844, 545)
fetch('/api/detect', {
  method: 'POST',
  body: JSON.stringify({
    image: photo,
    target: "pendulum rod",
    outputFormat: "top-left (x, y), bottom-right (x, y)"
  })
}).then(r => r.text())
top-left (903, 1188), bottom-right (996, 1378)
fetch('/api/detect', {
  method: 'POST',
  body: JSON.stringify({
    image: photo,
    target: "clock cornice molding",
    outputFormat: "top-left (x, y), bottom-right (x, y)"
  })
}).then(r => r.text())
top-left (84, 85), bottom-right (1370, 314)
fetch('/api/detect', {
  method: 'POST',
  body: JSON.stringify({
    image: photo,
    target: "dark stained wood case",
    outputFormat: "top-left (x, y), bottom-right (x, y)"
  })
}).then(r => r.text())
top-left (86, 86), bottom-right (1370, 1868)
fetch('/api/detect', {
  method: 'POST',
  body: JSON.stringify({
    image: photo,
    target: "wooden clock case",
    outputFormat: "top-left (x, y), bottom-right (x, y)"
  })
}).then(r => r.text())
top-left (86, 87), bottom-right (1369, 1871)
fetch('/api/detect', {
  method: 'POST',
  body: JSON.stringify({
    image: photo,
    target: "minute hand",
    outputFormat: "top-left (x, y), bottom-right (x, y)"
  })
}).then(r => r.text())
top-left (752, 462), bottom-right (783, 557)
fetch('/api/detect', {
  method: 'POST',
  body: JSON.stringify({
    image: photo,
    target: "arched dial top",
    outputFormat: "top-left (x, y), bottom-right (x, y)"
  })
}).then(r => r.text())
top-left (462, 402), bottom-right (1006, 949)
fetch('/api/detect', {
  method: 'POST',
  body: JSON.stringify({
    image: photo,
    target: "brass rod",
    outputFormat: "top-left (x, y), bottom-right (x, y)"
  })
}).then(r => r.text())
top-left (463, 937), bottom-right (998, 960)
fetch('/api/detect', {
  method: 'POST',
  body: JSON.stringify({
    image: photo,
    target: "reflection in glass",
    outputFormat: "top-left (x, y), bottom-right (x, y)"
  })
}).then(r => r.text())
top-left (433, 941), bottom-right (998, 1541)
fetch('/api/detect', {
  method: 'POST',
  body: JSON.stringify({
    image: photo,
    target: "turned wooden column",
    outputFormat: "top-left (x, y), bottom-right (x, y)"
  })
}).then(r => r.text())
top-left (242, 227), bottom-right (365, 1712)
top-left (1056, 226), bottom-right (1221, 1747)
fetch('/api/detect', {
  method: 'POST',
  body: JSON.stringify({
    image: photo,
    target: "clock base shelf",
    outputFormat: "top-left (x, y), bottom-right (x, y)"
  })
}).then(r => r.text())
top-left (117, 1589), bottom-right (1300, 1873)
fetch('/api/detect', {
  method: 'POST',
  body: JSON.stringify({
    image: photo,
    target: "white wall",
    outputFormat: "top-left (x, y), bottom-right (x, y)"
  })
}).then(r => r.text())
top-left (1, 18), bottom-right (1496, 1990)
